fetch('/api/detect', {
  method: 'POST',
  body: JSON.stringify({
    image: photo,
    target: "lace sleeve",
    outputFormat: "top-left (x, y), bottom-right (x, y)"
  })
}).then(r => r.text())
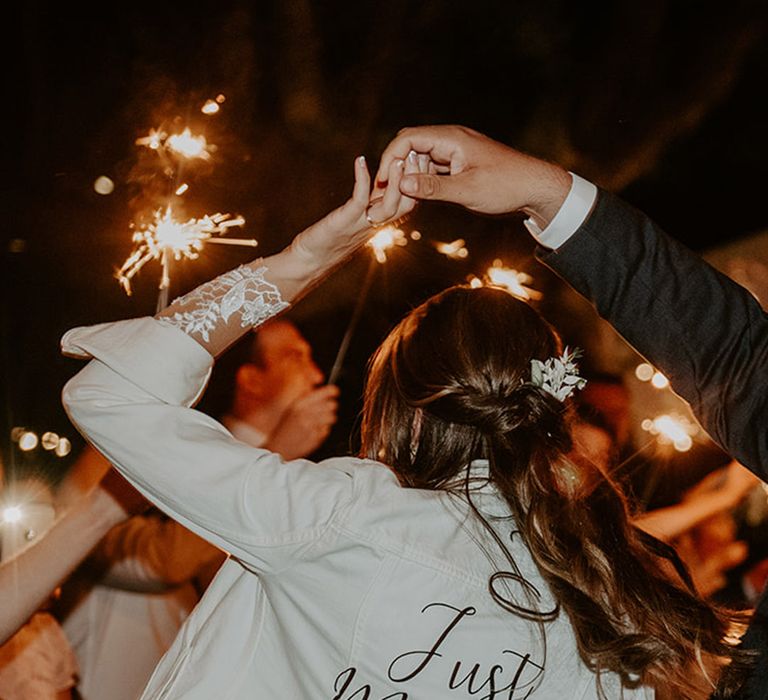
top-left (156, 261), bottom-right (289, 355)
top-left (153, 155), bottom-right (414, 358)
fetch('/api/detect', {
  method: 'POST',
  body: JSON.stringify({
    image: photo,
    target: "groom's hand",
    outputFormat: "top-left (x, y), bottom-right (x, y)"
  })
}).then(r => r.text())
top-left (376, 125), bottom-right (572, 229)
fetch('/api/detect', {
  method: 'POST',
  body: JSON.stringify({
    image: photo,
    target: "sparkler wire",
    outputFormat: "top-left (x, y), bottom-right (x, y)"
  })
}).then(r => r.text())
top-left (327, 257), bottom-right (378, 385)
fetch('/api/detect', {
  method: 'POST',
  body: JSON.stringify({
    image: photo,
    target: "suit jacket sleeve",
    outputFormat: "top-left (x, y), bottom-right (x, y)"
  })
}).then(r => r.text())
top-left (538, 189), bottom-right (768, 477)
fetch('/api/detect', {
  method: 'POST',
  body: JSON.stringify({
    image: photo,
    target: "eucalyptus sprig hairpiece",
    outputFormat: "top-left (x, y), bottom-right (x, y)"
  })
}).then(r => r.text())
top-left (529, 347), bottom-right (587, 401)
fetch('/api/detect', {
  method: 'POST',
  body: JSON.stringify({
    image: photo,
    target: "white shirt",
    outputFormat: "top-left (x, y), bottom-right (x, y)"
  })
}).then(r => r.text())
top-left (60, 514), bottom-right (220, 700)
top-left (525, 173), bottom-right (597, 249)
top-left (61, 318), bottom-right (651, 699)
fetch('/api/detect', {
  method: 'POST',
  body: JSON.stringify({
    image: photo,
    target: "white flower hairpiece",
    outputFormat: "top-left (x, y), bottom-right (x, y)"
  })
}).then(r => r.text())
top-left (529, 347), bottom-right (587, 402)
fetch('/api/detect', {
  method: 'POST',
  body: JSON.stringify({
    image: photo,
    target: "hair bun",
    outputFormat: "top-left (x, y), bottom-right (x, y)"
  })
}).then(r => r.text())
top-left (453, 383), bottom-right (567, 445)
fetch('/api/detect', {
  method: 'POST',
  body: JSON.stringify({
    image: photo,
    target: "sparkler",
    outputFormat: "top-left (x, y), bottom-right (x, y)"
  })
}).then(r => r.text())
top-left (2, 507), bottom-right (22, 524)
top-left (116, 207), bottom-right (257, 309)
top-left (486, 262), bottom-right (541, 300)
top-left (167, 128), bottom-right (211, 160)
top-left (434, 238), bottom-right (469, 260)
top-left (135, 127), bottom-right (214, 161)
top-left (641, 413), bottom-right (699, 453)
top-left (468, 260), bottom-right (541, 300)
top-left (367, 225), bottom-right (408, 264)
top-left (328, 225), bottom-right (409, 385)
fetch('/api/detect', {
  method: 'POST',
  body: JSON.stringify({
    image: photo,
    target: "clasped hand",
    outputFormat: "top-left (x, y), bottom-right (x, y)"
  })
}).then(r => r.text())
top-left (290, 125), bottom-right (573, 276)
top-left (289, 151), bottom-right (427, 272)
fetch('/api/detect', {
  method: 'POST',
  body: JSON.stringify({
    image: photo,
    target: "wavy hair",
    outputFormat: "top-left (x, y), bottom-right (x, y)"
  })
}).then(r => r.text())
top-left (360, 285), bottom-right (750, 699)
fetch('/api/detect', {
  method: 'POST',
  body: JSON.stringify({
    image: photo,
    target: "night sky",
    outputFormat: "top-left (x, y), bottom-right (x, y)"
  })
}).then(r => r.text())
top-left (4, 1), bottom-right (768, 480)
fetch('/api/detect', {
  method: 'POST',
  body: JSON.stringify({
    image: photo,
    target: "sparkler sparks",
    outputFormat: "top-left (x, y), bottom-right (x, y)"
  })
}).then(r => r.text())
top-left (167, 128), bottom-right (211, 159)
top-left (135, 127), bottom-right (213, 160)
top-left (135, 128), bottom-right (165, 150)
top-left (116, 207), bottom-right (255, 295)
top-left (434, 238), bottom-right (469, 259)
top-left (641, 414), bottom-right (699, 452)
top-left (2, 506), bottom-right (22, 524)
top-left (469, 260), bottom-right (541, 300)
top-left (486, 262), bottom-right (541, 300)
top-left (367, 225), bottom-right (408, 263)
top-left (329, 224), bottom-right (410, 383)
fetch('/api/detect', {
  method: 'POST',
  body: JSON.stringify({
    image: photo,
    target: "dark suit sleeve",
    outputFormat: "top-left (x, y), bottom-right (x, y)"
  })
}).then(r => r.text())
top-left (538, 189), bottom-right (768, 477)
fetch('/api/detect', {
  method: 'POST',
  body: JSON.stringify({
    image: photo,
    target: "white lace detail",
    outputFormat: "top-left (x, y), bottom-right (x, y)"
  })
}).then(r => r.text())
top-left (158, 265), bottom-right (290, 342)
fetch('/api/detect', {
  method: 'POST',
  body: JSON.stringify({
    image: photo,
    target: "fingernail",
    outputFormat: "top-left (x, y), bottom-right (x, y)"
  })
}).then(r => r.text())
top-left (358, 155), bottom-right (366, 165)
top-left (407, 150), bottom-right (418, 164)
top-left (395, 159), bottom-right (404, 168)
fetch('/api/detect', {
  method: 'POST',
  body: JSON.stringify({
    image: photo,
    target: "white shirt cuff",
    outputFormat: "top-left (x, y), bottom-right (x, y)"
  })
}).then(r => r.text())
top-left (524, 173), bottom-right (597, 249)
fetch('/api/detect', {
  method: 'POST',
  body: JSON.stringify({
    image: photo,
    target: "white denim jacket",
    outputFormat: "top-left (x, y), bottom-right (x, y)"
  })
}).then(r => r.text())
top-left (62, 318), bottom-right (652, 699)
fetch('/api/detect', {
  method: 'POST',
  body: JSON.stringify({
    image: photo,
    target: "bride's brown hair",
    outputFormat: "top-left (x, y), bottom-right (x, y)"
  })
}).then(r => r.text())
top-left (360, 285), bottom-right (750, 698)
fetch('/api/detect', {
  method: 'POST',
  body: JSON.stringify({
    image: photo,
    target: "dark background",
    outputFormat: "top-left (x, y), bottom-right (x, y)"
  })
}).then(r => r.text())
top-left (3, 0), bottom-right (768, 484)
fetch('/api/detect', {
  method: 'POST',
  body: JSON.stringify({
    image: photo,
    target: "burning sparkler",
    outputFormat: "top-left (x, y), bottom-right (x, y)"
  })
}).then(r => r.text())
top-left (135, 127), bottom-right (214, 161)
top-left (116, 207), bottom-right (256, 305)
top-left (1, 506), bottom-right (22, 524)
top-left (468, 260), bottom-right (541, 300)
top-left (434, 238), bottom-right (469, 260)
top-left (367, 225), bottom-right (408, 264)
top-left (328, 226), bottom-right (411, 384)
top-left (486, 262), bottom-right (541, 300)
top-left (641, 413), bottom-right (699, 453)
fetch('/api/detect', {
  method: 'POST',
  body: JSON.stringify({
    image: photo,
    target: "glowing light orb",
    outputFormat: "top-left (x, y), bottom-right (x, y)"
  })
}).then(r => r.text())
top-left (175, 183), bottom-right (189, 196)
top-left (410, 231), bottom-right (422, 241)
top-left (651, 372), bottom-right (670, 389)
top-left (93, 176), bottom-right (115, 195)
top-left (55, 438), bottom-right (72, 458)
top-left (2, 506), bottom-right (23, 524)
top-left (41, 432), bottom-right (59, 451)
top-left (642, 414), bottom-right (697, 452)
top-left (18, 432), bottom-right (38, 451)
top-left (635, 363), bottom-right (654, 382)
top-left (468, 276), bottom-right (483, 288)
top-left (201, 100), bottom-right (220, 115)
top-left (367, 226), bottom-right (407, 264)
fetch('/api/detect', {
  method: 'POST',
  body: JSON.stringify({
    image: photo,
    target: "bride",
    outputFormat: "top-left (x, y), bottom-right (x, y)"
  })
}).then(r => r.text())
top-left (62, 150), bottom-right (746, 699)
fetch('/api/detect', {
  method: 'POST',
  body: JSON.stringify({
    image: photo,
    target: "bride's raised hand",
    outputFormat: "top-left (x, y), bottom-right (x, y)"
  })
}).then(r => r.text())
top-left (290, 154), bottom-right (416, 273)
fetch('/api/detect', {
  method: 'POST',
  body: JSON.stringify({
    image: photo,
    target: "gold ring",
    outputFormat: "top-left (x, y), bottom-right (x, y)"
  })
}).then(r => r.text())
top-left (365, 208), bottom-right (386, 227)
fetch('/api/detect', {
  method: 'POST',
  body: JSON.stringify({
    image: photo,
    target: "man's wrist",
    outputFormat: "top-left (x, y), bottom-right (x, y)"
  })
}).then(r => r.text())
top-left (521, 166), bottom-right (573, 230)
top-left (525, 172), bottom-right (598, 249)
